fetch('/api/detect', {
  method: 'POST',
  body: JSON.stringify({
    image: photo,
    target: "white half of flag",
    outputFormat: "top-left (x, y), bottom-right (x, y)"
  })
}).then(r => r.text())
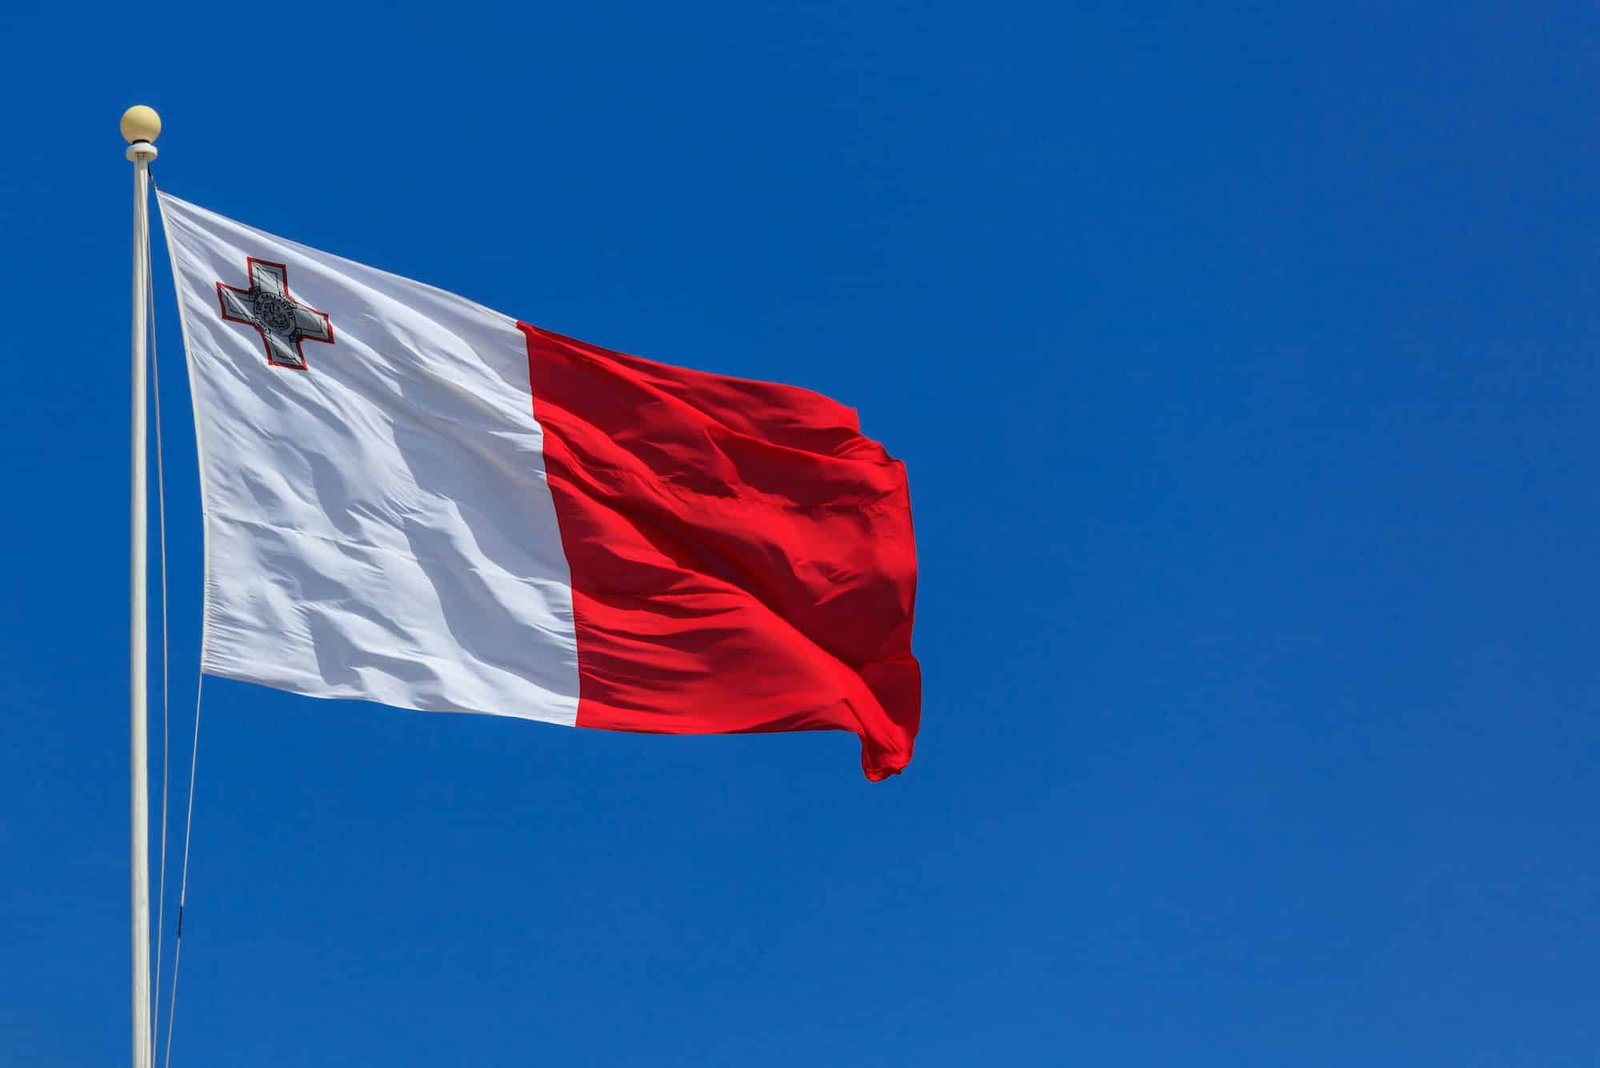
top-left (161, 192), bottom-right (581, 726)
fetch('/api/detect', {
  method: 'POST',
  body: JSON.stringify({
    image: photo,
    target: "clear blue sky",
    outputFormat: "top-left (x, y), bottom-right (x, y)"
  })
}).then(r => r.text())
top-left (3, 2), bottom-right (1598, 1064)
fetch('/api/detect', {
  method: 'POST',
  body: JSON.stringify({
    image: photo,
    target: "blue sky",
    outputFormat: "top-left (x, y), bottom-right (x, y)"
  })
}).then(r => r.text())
top-left (3, 1), bottom-right (1599, 1064)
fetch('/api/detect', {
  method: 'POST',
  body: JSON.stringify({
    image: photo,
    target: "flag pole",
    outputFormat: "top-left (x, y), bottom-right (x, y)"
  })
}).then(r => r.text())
top-left (122, 103), bottom-right (160, 1068)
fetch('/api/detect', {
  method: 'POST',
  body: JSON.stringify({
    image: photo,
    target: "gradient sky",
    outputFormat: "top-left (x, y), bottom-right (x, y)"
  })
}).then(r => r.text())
top-left (3, 2), bottom-right (1599, 1065)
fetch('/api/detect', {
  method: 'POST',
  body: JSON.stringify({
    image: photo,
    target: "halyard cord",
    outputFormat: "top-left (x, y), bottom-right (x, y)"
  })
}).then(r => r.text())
top-left (161, 673), bottom-right (203, 1068)
top-left (147, 216), bottom-right (170, 1068)
top-left (146, 175), bottom-right (208, 1068)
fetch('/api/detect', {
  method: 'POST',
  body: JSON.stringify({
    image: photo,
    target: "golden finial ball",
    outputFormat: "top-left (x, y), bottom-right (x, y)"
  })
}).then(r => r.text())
top-left (120, 105), bottom-right (162, 144)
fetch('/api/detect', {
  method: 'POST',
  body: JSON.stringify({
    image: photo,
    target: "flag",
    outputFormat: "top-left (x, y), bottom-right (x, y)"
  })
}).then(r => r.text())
top-left (157, 193), bottom-right (920, 780)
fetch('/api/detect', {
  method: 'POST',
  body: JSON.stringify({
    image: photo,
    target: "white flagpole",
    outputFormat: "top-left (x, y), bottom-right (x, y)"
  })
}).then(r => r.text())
top-left (122, 104), bottom-right (160, 1068)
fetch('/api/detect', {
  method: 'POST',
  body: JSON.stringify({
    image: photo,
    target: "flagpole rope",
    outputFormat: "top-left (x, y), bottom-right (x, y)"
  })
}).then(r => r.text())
top-left (145, 207), bottom-right (171, 1067)
top-left (160, 671), bottom-right (204, 1068)
top-left (148, 174), bottom-right (208, 1068)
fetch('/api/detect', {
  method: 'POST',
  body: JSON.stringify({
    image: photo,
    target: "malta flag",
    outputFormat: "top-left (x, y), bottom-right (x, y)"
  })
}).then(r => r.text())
top-left (158, 193), bottom-right (919, 780)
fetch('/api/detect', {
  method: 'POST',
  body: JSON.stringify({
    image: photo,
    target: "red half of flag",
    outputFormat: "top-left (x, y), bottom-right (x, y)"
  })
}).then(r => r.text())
top-left (521, 324), bottom-right (921, 780)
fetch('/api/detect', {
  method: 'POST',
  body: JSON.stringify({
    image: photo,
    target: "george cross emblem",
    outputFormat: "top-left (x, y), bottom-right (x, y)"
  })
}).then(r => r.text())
top-left (216, 258), bottom-right (333, 371)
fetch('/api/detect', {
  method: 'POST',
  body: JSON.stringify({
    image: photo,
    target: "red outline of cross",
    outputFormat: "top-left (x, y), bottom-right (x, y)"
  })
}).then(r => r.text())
top-left (216, 258), bottom-right (334, 371)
